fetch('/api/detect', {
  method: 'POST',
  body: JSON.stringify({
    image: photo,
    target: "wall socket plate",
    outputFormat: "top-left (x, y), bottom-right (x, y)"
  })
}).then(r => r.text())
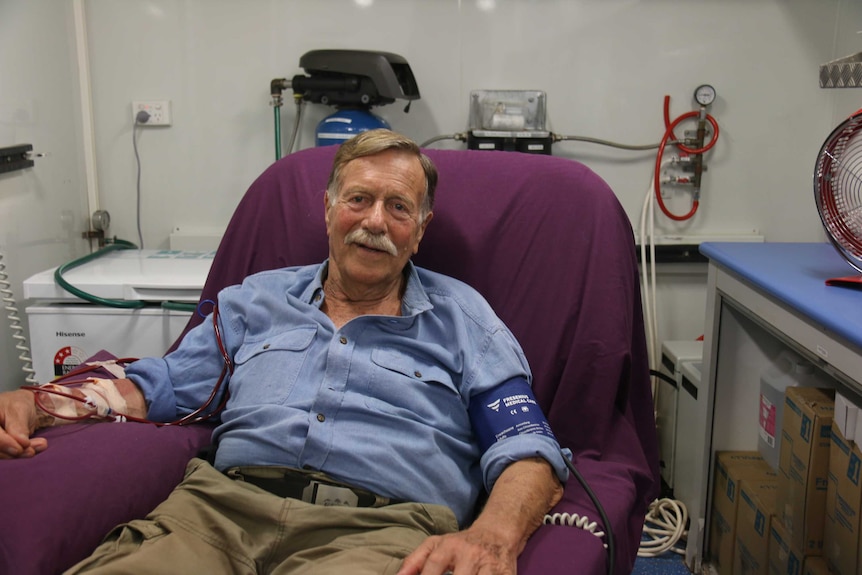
top-left (132, 100), bottom-right (172, 126)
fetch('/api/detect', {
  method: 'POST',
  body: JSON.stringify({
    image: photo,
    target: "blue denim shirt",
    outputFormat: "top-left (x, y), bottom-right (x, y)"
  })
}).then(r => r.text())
top-left (127, 261), bottom-right (568, 526)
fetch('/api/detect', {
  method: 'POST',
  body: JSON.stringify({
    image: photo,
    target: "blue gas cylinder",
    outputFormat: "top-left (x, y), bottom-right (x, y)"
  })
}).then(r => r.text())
top-left (315, 109), bottom-right (390, 146)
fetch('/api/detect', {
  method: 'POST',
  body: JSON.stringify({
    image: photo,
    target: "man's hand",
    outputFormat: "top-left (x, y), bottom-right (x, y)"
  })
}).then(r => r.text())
top-left (396, 525), bottom-right (517, 575)
top-left (0, 378), bottom-right (146, 460)
top-left (0, 390), bottom-right (46, 459)
top-left (397, 457), bottom-right (564, 575)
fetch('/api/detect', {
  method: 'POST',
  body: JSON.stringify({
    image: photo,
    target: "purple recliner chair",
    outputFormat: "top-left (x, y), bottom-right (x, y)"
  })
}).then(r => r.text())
top-left (0, 146), bottom-right (658, 575)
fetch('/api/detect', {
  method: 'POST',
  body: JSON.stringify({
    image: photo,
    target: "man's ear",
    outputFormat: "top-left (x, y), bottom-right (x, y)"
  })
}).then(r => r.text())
top-left (323, 191), bottom-right (332, 232)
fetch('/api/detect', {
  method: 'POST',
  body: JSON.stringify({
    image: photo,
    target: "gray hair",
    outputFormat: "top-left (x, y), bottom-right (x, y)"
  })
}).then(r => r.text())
top-left (325, 129), bottom-right (437, 222)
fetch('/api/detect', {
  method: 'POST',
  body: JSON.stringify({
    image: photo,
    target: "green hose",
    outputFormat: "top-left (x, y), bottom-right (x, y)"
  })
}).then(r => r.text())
top-left (274, 104), bottom-right (282, 161)
top-left (54, 240), bottom-right (145, 308)
top-left (160, 300), bottom-right (199, 313)
top-left (54, 240), bottom-right (200, 313)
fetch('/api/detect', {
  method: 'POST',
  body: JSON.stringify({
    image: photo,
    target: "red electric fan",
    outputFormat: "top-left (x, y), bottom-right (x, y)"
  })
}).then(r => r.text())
top-left (814, 108), bottom-right (862, 286)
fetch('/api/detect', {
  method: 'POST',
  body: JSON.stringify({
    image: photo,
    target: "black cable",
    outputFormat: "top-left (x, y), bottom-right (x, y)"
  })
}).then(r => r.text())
top-left (133, 111), bottom-right (149, 249)
top-left (562, 452), bottom-right (615, 575)
top-left (649, 369), bottom-right (677, 386)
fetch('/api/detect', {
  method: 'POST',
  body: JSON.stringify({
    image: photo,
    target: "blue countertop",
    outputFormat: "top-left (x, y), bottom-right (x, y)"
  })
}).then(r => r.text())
top-left (699, 242), bottom-right (862, 349)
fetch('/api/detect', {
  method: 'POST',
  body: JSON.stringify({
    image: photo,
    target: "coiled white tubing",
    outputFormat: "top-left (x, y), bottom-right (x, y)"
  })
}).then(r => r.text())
top-left (544, 512), bottom-right (607, 548)
top-left (0, 250), bottom-right (37, 383)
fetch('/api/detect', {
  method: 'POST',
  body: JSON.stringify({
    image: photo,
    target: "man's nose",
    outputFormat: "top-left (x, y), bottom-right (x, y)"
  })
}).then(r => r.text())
top-left (363, 200), bottom-right (387, 231)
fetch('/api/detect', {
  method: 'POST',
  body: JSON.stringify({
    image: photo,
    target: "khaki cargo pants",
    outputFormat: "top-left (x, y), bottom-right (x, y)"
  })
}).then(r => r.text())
top-left (65, 458), bottom-right (459, 575)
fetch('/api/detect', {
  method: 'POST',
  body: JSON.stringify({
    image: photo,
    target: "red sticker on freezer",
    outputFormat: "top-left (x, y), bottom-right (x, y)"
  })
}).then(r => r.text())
top-left (53, 346), bottom-right (86, 377)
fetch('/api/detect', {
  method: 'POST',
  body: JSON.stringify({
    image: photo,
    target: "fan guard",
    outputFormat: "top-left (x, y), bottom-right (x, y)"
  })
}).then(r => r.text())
top-left (815, 110), bottom-right (862, 274)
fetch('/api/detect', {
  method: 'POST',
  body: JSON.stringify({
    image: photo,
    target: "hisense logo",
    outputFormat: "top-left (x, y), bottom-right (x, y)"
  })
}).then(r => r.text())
top-left (56, 331), bottom-right (85, 338)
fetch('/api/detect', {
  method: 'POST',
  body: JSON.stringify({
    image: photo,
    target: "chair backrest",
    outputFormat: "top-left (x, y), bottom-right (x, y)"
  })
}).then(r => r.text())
top-left (175, 146), bottom-right (659, 534)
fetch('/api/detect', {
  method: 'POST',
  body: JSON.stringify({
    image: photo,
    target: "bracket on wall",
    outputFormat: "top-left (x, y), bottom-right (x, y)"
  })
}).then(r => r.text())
top-left (634, 243), bottom-right (708, 264)
top-left (0, 144), bottom-right (35, 174)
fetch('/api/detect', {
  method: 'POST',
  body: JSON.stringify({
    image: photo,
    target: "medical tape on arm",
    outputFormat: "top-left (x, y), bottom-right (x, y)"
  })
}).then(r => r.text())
top-left (34, 378), bottom-right (128, 424)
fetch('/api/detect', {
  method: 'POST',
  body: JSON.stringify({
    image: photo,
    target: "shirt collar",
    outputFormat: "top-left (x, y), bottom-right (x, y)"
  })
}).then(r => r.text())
top-left (302, 259), bottom-right (432, 317)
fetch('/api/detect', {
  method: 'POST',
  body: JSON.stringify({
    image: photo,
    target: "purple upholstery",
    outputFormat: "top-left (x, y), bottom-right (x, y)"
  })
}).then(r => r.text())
top-left (178, 146), bottom-right (660, 573)
top-left (0, 423), bottom-right (213, 574)
top-left (0, 352), bottom-right (213, 575)
top-left (2, 147), bottom-right (658, 575)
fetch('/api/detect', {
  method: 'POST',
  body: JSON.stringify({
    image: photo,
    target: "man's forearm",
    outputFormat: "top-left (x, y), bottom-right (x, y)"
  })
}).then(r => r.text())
top-left (0, 378), bottom-right (148, 459)
top-left (31, 377), bottom-right (148, 426)
top-left (471, 456), bottom-right (564, 554)
top-left (108, 378), bottom-right (149, 418)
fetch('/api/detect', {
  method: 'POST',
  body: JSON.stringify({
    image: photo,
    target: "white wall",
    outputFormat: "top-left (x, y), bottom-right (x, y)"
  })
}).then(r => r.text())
top-left (83, 0), bottom-right (862, 344)
top-left (0, 1), bottom-right (90, 391)
top-left (2, 0), bottom-right (862, 388)
top-left (84, 0), bottom-right (862, 246)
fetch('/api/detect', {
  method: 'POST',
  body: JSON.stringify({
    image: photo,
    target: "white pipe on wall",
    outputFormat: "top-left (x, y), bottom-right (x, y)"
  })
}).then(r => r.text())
top-left (73, 0), bottom-right (100, 219)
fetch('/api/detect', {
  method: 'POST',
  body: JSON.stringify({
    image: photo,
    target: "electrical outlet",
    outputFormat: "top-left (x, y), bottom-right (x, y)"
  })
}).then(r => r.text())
top-left (132, 100), bottom-right (172, 126)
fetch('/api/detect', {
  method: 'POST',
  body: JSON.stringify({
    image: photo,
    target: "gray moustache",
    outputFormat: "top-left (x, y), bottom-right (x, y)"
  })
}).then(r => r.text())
top-left (344, 230), bottom-right (398, 256)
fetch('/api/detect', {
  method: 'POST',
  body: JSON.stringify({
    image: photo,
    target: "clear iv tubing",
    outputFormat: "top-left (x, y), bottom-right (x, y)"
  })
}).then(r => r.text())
top-left (654, 96), bottom-right (719, 221)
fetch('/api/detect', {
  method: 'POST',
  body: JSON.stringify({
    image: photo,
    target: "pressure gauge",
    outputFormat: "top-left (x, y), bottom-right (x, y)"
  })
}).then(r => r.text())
top-left (694, 84), bottom-right (716, 107)
top-left (91, 210), bottom-right (111, 232)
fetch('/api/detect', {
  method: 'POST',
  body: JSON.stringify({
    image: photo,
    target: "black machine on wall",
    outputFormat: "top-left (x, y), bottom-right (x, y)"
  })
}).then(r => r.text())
top-left (270, 49), bottom-right (421, 156)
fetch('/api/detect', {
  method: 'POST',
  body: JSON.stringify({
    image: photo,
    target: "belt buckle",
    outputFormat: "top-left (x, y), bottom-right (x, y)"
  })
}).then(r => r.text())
top-left (301, 480), bottom-right (360, 507)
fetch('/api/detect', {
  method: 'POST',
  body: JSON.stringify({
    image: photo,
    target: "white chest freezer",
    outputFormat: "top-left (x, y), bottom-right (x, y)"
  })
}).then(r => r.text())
top-left (23, 249), bottom-right (213, 382)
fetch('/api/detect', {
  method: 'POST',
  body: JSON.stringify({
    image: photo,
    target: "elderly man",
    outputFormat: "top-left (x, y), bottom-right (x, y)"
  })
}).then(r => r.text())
top-left (0, 129), bottom-right (568, 575)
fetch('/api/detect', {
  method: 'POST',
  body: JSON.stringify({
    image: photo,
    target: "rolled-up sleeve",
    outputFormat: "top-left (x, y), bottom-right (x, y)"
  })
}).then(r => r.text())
top-left (467, 328), bottom-right (570, 491)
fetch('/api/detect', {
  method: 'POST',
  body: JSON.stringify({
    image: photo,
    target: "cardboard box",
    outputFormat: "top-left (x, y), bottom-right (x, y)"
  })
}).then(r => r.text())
top-left (823, 424), bottom-right (862, 575)
top-left (834, 392), bottom-right (858, 444)
top-left (802, 556), bottom-right (832, 575)
top-left (854, 397), bottom-right (862, 449)
top-left (777, 386), bottom-right (835, 555)
top-left (770, 519), bottom-right (804, 575)
top-left (733, 479), bottom-right (777, 575)
top-left (710, 451), bottom-right (776, 575)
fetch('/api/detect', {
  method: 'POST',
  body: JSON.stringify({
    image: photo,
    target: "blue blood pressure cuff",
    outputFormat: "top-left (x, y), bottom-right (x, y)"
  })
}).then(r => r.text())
top-left (468, 377), bottom-right (558, 453)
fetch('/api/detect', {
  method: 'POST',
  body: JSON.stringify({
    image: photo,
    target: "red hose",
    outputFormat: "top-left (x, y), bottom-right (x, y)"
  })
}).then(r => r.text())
top-left (655, 96), bottom-right (719, 220)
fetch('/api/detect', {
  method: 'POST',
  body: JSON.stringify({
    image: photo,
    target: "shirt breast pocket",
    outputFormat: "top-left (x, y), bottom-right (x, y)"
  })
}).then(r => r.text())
top-left (366, 348), bottom-right (463, 421)
top-left (232, 327), bottom-right (317, 405)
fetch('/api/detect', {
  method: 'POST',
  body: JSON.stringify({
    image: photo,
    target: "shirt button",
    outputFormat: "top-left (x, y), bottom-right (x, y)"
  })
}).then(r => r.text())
top-left (262, 344), bottom-right (270, 350)
top-left (316, 413), bottom-right (326, 422)
top-left (339, 336), bottom-right (348, 345)
top-left (414, 371), bottom-right (422, 378)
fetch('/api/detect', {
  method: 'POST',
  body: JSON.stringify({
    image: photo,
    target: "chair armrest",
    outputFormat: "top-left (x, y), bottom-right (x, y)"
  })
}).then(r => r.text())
top-left (0, 422), bottom-right (212, 575)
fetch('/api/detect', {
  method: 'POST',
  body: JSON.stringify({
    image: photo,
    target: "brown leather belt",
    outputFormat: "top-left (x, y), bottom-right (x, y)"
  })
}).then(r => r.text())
top-left (224, 465), bottom-right (403, 508)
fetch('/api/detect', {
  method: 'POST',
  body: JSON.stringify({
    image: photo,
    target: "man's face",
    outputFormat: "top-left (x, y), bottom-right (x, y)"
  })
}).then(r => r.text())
top-left (324, 149), bottom-right (432, 292)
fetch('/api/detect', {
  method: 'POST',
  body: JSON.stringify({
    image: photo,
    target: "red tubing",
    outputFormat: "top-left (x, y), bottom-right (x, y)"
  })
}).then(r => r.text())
top-left (655, 96), bottom-right (719, 220)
